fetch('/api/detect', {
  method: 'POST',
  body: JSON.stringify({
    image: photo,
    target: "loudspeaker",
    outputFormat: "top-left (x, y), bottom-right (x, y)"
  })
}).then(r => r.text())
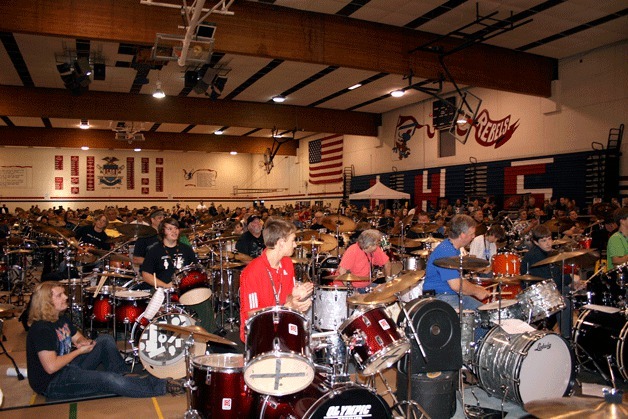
top-left (396, 370), bottom-right (458, 419)
top-left (397, 298), bottom-right (462, 373)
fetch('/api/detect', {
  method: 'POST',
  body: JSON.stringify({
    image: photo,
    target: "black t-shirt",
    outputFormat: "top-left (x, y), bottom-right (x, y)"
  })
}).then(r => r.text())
top-left (26, 316), bottom-right (76, 395)
top-left (75, 226), bottom-right (110, 250)
top-left (141, 242), bottom-right (197, 284)
top-left (235, 231), bottom-right (265, 258)
top-left (133, 234), bottom-right (159, 260)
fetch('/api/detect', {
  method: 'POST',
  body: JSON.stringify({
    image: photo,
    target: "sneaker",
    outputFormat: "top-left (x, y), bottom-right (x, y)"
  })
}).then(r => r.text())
top-left (166, 378), bottom-right (186, 396)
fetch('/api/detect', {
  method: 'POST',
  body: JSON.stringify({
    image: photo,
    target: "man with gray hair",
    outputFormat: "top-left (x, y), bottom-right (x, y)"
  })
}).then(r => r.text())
top-left (338, 229), bottom-right (392, 291)
top-left (424, 214), bottom-right (490, 310)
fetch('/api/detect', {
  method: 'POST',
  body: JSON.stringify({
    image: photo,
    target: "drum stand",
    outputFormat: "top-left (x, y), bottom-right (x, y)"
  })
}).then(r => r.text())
top-left (213, 238), bottom-right (238, 332)
top-left (182, 334), bottom-right (201, 419)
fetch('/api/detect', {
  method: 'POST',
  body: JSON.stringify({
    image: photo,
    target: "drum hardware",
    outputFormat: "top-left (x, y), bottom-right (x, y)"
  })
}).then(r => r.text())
top-left (208, 236), bottom-right (241, 333)
top-left (525, 389), bottom-right (627, 419)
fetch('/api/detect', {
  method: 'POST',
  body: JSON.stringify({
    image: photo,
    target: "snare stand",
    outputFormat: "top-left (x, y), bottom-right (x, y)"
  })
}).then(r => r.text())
top-left (182, 332), bottom-right (201, 419)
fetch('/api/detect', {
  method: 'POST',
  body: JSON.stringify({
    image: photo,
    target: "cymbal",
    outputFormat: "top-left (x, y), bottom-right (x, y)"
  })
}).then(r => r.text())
top-left (321, 215), bottom-right (356, 233)
top-left (233, 253), bottom-right (252, 263)
top-left (88, 248), bottom-right (110, 256)
top-left (367, 271), bottom-right (424, 300)
top-left (96, 271), bottom-right (135, 280)
top-left (211, 262), bottom-right (245, 270)
top-left (7, 249), bottom-right (32, 254)
top-left (401, 213), bottom-right (415, 226)
top-left (348, 292), bottom-right (396, 306)
top-left (418, 237), bottom-right (443, 244)
top-left (410, 223), bottom-right (438, 234)
top-left (7, 236), bottom-right (23, 245)
top-left (531, 249), bottom-right (599, 267)
top-left (180, 223), bottom-right (215, 235)
top-left (525, 394), bottom-right (628, 419)
top-left (323, 273), bottom-right (370, 282)
top-left (513, 274), bottom-right (547, 282)
top-left (481, 275), bottom-right (521, 285)
top-left (299, 233), bottom-right (337, 252)
top-left (39, 244), bottom-right (59, 249)
top-left (434, 255), bottom-right (490, 270)
top-left (389, 237), bottom-right (424, 247)
top-left (48, 218), bottom-right (66, 227)
top-left (56, 227), bottom-right (77, 238)
top-left (290, 257), bottom-right (310, 264)
top-left (543, 219), bottom-right (563, 233)
top-left (159, 324), bottom-right (237, 346)
top-left (553, 237), bottom-right (577, 246)
top-left (296, 230), bottom-right (318, 240)
top-left (115, 224), bottom-right (157, 238)
top-left (0, 303), bottom-right (16, 318)
top-left (202, 235), bottom-right (239, 244)
top-left (110, 253), bottom-right (132, 263)
top-left (298, 239), bottom-right (324, 246)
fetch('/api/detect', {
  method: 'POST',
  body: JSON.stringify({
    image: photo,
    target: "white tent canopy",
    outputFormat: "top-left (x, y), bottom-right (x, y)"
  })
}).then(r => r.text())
top-left (349, 176), bottom-right (410, 200)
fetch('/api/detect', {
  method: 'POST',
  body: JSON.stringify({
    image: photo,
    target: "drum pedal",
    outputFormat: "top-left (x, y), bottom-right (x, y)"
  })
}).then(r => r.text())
top-left (464, 405), bottom-right (504, 419)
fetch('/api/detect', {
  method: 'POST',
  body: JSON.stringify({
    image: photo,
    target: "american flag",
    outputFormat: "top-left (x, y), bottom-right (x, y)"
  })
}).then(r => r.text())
top-left (309, 135), bottom-right (343, 184)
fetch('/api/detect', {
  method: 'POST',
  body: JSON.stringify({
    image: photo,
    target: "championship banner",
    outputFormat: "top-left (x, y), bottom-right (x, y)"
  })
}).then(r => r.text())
top-left (156, 166), bottom-right (164, 192)
top-left (71, 156), bottom-right (79, 176)
top-left (127, 157), bottom-right (135, 190)
top-left (54, 155), bottom-right (63, 170)
top-left (141, 157), bottom-right (149, 174)
top-left (87, 156), bottom-right (95, 191)
top-left (55, 177), bottom-right (63, 190)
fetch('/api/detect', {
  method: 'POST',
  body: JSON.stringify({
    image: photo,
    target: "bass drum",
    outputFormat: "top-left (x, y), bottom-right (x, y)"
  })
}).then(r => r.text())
top-left (473, 324), bottom-right (575, 405)
top-left (132, 313), bottom-right (205, 379)
top-left (256, 374), bottom-right (392, 419)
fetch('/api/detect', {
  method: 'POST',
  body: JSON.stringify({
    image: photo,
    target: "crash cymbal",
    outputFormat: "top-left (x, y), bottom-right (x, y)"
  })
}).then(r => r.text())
top-left (543, 219), bottom-right (563, 233)
top-left (531, 249), bottom-right (599, 267)
top-left (389, 237), bottom-right (424, 247)
top-left (159, 324), bottom-right (237, 346)
top-left (48, 218), bottom-right (66, 227)
top-left (482, 275), bottom-right (521, 285)
top-left (233, 253), bottom-right (253, 263)
top-left (115, 224), bottom-right (157, 238)
top-left (7, 249), bottom-right (32, 254)
top-left (418, 237), bottom-right (443, 244)
top-left (434, 255), bottom-right (490, 270)
top-left (348, 292), bottom-right (396, 306)
top-left (88, 248), bottom-right (110, 256)
top-left (401, 213), bottom-right (415, 226)
top-left (97, 271), bottom-right (135, 279)
top-left (410, 223), bottom-right (438, 234)
top-left (211, 262), bottom-right (245, 270)
top-left (195, 245), bottom-right (211, 255)
top-left (323, 273), bottom-right (370, 282)
top-left (525, 394), bottom-right (628, 419)
top-left (298, 239), bottom-right (325, 246)
top-left (299, 234), bottom-right (337, 252)
top-left (56, 227), bottom-right (77, 238)
top-left (290, 257), bottom-right (310, 265)
top-left (321, 215), bottom-right (356, 233)
top-left (512, 274), bottom-right (547, 282)
top-left (368, 271), bottom-right (425, 300)
top-left (110, 253), bottom-right (132, 263)
top-left (202, 235), bottom-right (239, 244)
top-left (553, 237), bottom-right (577, 246)
top-left (296, 230), bottom-right (318, 240)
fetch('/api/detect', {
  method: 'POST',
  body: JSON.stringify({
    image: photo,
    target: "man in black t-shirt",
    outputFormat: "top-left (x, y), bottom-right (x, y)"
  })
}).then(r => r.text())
top-left (236, 215), bottom-right (265, 258)
top-left (75, 214), bottom-right (110, 250)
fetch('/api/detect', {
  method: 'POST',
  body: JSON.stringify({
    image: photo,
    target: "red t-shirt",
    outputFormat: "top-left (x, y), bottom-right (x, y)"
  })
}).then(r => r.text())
top-left (338, 243), bottom-right (390, 288)
top-left (239, 250), bottom-right (295, 342)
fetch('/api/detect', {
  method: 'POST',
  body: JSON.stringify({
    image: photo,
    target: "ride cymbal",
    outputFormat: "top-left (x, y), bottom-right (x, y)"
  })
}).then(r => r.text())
top-left (434, 255), bottom-right (490, 270)
top-left (115, 224), bottom-right (157, 238)
top-left (322, 215), bottom-right (356, 233)
top-left (531, 249), bottom-right (599, 267)
top-left (159, 324), bottom-right (237, 346)
top-left (525, 394), bottom-right (628, 419)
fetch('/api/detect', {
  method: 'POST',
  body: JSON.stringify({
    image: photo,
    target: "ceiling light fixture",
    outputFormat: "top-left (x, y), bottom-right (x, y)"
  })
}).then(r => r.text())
top-left (230, 151), bottom-right (237, 155)
top-left (134, 148), bottom-right (142, 152)
top-left (79, 119), bottom-right (90, 129)
top-left (272, 95), bottom-right (286, 103)
top-left (152, 81), bottom-right (165, 99)
top-left (214, 129), bottom-right (224, 135)
top-left (390, 90), bottom-right (405, 98)
top-left (81, 146), bottom-right (89, 151)
top-left (348, 83), bottom-right (362, 90)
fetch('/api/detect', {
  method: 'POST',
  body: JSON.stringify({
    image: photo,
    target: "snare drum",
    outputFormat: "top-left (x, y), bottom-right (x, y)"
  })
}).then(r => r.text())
top-left (83, 285), bottom-right (121, 325)
top-left (114, 290), bottom-right (150, 325)
top-left (256, 374), bottom-right (392, 419)
top-left (318, 256), bottom-right (340, 281)
top-left (339, 305), bottom-right (410, 376)
top-left (60, 278), bottom-right (91, 306)
top-left (313, 286), bottom-right (348, 331)
top-left (244, 306), bottom-right (315, 396)
top-left (477, 300), bottom-right (524, 328)
top-left (403, 255), bottom-right (425, 271)
top-left (190, 354), bottom-right (255, 418)
top-left (573, 308), bottom-right (628, 380)
top-left (517, 280), bottom-right (565, 323)
top-left (578, 235), bottom-right (592, 249)
top-left (491, 252), bottom-right (521, 277)
top-left (474, 324), bottom-right (575, 405)
top-left (175, 264), bottom-right (211, 305)
top-left (132, 313), bottom-right (205, 379)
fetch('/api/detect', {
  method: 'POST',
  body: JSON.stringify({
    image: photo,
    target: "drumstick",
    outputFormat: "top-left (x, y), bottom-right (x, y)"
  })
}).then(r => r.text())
top-left (93, 275), bottom-right (107, 298)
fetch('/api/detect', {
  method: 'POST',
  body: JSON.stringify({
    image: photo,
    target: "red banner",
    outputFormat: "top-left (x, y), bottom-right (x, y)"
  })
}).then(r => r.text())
top-left (141, 157), bottom-right (149, 174)
top-left (87, 156), bottom-right (95, 191)
top-left (141, 187), bottom-right (149, 195)
top-left (126, 157), bottom-right (135, 190)
top-left (71, 187), bottom-right (79, 195)
top-left (156, 166), bottom-right (163, 192)
top-left (55, 177), bottom-right (63, 190)
top-left (71, 177), bottom-right (79, 185)
top-left (54, 155), bottom-right (63, 170)
top-left (71, 156), bottom-right (79, 176)
top-left (156, 157), bottom-right (163, 165)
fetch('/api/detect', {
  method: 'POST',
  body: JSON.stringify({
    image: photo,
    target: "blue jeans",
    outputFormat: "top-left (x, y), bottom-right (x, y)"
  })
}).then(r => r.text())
top-left (44, 335), bottom-right (167, 399)
top-left (435, 293), bottom-right (489, 341)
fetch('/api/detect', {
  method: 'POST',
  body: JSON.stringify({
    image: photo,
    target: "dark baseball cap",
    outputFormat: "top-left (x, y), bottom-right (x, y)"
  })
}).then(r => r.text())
top-left (149, 209), bottom-right (165, 219)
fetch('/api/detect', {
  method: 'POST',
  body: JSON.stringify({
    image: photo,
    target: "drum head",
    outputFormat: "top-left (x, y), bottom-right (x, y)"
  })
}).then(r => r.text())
top-left (518, 333), bottom-right (573, 404)
top-left (306, 384), bottom-right (392, 419)
top-left (193, 353), bottom-right (244, 372)
top-left (478, 300), bottom-right (518, 311)
top-left (244, 354), bottom-right (315, 396)
top-left (115, 290), bottom-right (150, 300)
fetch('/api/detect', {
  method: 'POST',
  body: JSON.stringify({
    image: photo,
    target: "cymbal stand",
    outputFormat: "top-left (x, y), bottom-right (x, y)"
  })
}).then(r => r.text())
top-left (559, 259), bottom-right (573, 340)
top-left (182, 333), bottom-right (201, 419)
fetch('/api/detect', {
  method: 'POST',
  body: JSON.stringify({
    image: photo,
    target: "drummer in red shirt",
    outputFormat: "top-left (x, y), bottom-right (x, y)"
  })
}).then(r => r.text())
top-left (239, 218), bottom-right (313, 342)
top-left (338, 229), bottom-right (393, 292)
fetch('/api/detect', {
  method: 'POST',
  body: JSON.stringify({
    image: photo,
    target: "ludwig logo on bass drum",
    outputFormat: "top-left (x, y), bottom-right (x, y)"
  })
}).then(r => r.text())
top-left (534, 342), bottom-right (551, 351)
top-left (324, 404), bottom-right (373, 418)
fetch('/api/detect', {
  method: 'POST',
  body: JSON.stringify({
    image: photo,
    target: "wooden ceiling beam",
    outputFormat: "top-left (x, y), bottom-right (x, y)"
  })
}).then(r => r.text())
top-left (0, 126), bottom-right (298, 155)
top-left (0, 86), bottom-right (380, 136)
top-left (0, 0), bottom-right (556, 97)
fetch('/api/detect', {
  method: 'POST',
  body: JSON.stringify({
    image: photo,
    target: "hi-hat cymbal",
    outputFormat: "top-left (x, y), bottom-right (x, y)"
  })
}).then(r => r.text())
top-left (410, 223), bottom-right (438, 234)
top-left (348, 292), bottom-right (396, 306)
top-left (434, 255), bottom-right (490, 270)
top-left (290, 257), bottom-right (310, 265)
top-left (482, 275), bottom-right (521, 285)
top-left (418, 237), bottom-right (443, 244)
top-left (159, 324), bottom-right (237, 346)
top-left (202, 235), bottom-right (239, 244)
top-left (389, 237), bottom-right (424, 247)
top-left (525, 394), bottom-right (628, 419)
top-left (296, 230), bottom-right (318, 240)
top-left (323, 273), bottom-right (370, 282)
top-left (411, 249), bottom-right (430, 257)
top-left (298, 239), bottom-right (325, 246)
top-left (531, 249), bottom-right (599, 267)
top-left (322, 215), bottom-right (356, 233)
top-left (115, 224), bottom-right (157, 238)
